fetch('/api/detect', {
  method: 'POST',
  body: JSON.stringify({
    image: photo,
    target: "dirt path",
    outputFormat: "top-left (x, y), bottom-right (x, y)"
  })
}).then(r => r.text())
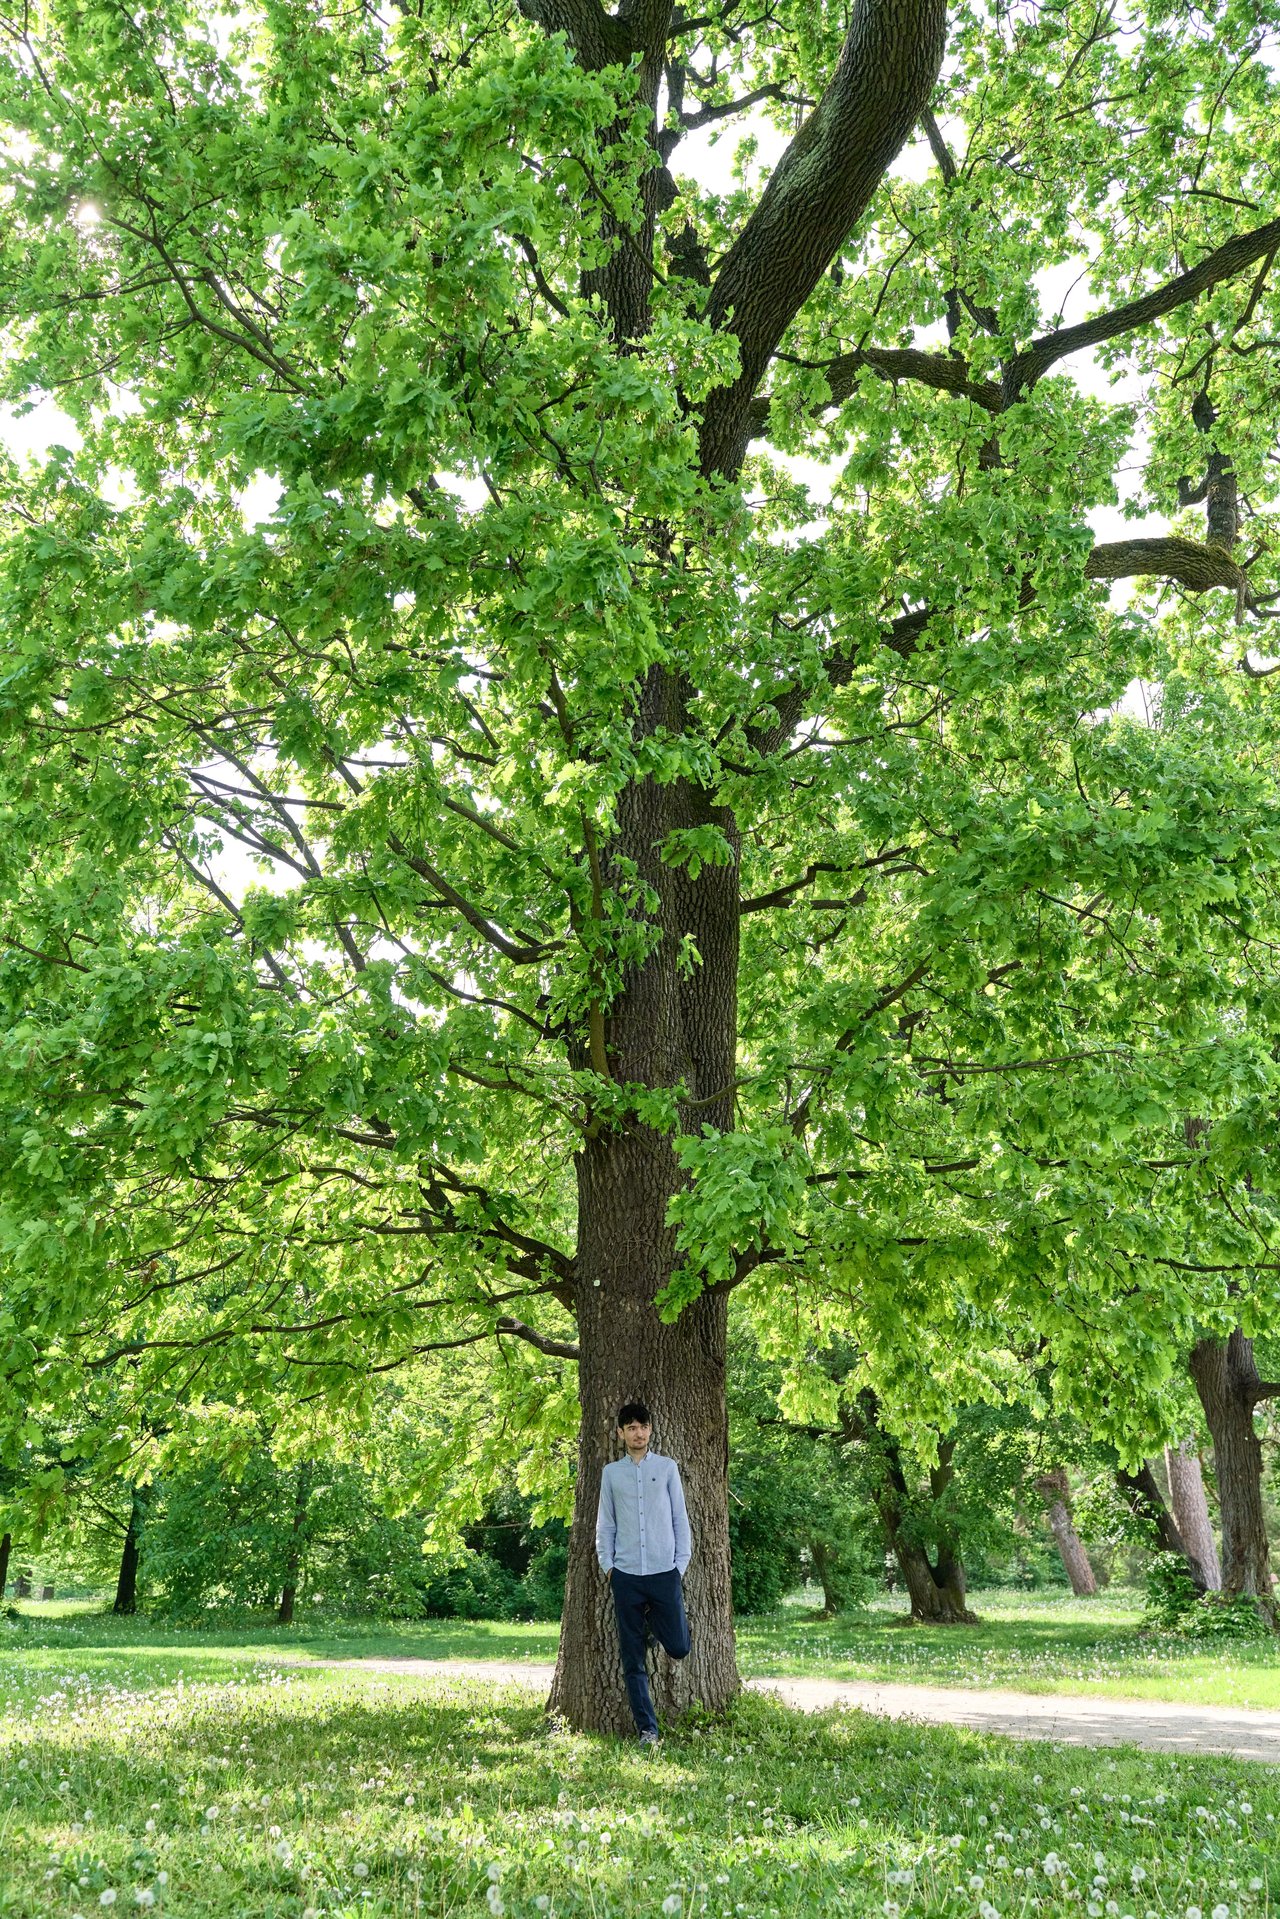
top-left (284, 1656), bottom-right (1280, 1764)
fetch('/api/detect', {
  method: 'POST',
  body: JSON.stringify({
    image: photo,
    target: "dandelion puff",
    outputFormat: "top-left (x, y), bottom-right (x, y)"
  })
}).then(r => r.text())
top-left (134, 1895), bottom-right (155, 1910)
top-left (1212, 1908), bottom-right (1230, 1919)
top-left (99, 1896), bottom-right (117, 1910)
top-left (352, 1864), bottom-right (369, 1880)
top-left (487, 1865), bottom-right (503, 1884)
top-left (662, 1900), bottom-right (683, 1916)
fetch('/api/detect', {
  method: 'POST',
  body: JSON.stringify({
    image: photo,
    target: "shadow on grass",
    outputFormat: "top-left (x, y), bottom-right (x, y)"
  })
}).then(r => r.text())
top-left (4, 1660), bottom-right (1280, 1918)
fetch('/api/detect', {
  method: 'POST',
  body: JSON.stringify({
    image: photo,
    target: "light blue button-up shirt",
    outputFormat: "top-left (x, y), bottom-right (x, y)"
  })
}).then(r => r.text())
top-left (596, 1451), bottom-right (692, 1577)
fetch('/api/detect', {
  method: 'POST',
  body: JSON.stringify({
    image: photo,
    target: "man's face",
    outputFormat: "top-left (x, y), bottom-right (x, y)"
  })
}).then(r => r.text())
top-left (619, 1418), bottom-right (651, 1453)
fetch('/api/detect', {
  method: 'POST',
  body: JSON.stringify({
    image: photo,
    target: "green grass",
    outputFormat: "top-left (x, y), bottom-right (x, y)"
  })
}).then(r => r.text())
top-left (13, 1588), bottom-right (1280, 1711)
top-left (737, 1590), bottom-right (1280, 1712)
top-left (4, 1622), bottom-right (1279, 1919)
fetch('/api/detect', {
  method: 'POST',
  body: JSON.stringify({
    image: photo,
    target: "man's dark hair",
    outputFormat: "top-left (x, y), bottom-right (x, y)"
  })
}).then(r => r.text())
top-left (616, 1400), bottom-right (651, 1429)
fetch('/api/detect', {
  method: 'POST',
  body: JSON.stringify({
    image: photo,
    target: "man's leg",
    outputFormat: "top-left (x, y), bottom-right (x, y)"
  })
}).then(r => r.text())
top-left (610, 1571), bottom-right (658, 1736)
top-left (649, 1569), bottom-right (691, 1662)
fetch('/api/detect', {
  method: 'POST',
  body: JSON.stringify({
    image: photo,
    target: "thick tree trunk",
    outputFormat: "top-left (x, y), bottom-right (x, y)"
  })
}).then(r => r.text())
top-left (890, 1540), bottom-right (974, 1622)
top-left (1163, 1439), bottom-right (1221, 1592)
top-left (1189, 1332), bottom-right (1274, 1604)
top-left (549, 696), bottom-right (742, 1733)
top-left (113, 1489), bottom-right (145, 1615)
top-left (278, 1460), bottom-right (312, 1626)
top-left (0, 1532), bottom-right (11, 1600)
top-left (1035, 1469), bottom-right (1098, 1596)
top-left (865, 1420), bottom-right (977, 1624)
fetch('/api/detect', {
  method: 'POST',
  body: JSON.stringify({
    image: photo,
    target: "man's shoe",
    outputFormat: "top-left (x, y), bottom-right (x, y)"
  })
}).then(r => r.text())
top-left (638, 1729), bottom-right (661, 1749)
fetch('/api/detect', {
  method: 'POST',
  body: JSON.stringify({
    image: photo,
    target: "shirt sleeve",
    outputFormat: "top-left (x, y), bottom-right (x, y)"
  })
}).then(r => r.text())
top-left (668, 1460), bottom-right (691, 1575)
top-left (595, 1466), bottom-right (616, 1572)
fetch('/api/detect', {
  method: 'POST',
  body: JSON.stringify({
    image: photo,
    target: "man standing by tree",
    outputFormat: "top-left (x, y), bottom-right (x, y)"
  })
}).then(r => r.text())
top-left (596, 1403), bottom-right (691, 1745)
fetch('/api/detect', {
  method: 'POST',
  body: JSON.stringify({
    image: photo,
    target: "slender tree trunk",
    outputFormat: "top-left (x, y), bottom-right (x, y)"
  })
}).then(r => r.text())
top-left (113, 1489), bottom-right (146, 1615)
top-left (1163, 1439), bottom-right (1221, 1592)
top-left (810, 1539), bottom-right (840, 1619)
top-left (1189, 1331), bottom-right (1274, 1605)
top-left (1035, 1469), bottom-right (1098, 1596)
top-left (278, 1460), bottom-right (312, 1626)
top-left (1116, 1461), bottom-right (1207, 1587)
top-left (549, 714), bottom-right (741, 1732)
top-left (0, 1532), bottom-right (11, 1600)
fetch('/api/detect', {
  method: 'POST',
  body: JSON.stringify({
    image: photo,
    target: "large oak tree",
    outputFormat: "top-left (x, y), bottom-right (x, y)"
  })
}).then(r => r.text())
top-left (7, 0), bottom-right (1280, 1724)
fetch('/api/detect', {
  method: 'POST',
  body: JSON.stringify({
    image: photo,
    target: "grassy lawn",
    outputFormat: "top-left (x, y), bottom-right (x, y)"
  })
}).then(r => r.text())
top-left (12, 1589), bottom-right (1280, 1712)
top-left (4, 1621), bottom-right (1279, 1919)
top-left (738, 1591), bottom-right (1280, 1712)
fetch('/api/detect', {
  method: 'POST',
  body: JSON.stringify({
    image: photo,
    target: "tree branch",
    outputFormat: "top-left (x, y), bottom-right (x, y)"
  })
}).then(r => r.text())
top-left (1083, 535), bottom-right (1251, 598)
top-left (748, 345), bottom-right (1001, 439)
top-left (700, 0), bottom-right (948, 476)
top-left (1005, 213), bottom-right (1280, 399)
top-left (516, 0), bottom-right (633, 67)
top-left (496, 1316), bottom-right (581, 1359)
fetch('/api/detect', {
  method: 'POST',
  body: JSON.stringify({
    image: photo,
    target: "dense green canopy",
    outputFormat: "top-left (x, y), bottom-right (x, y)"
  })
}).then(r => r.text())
top-left (4, 0), bottom-right (1280, 1524)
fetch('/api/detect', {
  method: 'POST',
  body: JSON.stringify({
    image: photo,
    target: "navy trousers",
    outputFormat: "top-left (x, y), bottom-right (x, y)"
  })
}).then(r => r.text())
top-left (610, 1567), bottom-right (690, 1734)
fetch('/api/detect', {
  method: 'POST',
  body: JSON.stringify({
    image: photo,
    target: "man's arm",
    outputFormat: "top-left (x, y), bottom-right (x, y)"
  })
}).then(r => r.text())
top-left (595, 1466), bottom-right (616, 1575)
top-left (668, 1460), bottom-right (691, 1576)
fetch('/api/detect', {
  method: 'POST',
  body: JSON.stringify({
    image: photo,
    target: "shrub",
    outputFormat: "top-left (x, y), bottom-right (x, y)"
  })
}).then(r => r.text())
top-left (1144, 1554), bottom-right (1272, 1640)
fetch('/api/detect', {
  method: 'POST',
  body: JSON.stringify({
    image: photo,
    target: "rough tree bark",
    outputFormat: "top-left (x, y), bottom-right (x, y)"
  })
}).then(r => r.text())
top-left (1189, 1331), bottom-right (1276, 1606)
top-left (0, 1531), bottom-right (10, 1600)
top-left (1162, 1439), bottom-right (1221, 1592)
top-left (1035, 1469), bottom-right (1098, 1596)
top-left (278, 1460), bottom-right (312, 1626)
top-left (113, 1488), bottom-right (146, 1616)
top-left (542, 0), bottom-right (949, 1730)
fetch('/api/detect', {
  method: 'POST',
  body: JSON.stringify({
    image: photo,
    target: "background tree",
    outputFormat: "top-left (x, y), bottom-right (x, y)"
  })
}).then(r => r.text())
top-left (8, 0), bottom-right (1280, 1727)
